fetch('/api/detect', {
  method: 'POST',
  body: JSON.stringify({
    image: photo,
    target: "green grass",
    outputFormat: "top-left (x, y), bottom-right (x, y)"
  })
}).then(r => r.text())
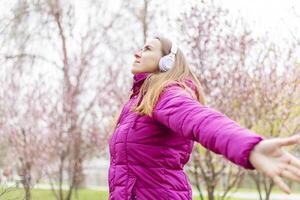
top-left (0, 188), bottom-right (108, 200)
top-left (3, 187), bottom-right (299, 200)
top-left (193, 198), bottom-right (252, 200)
top-left (0, 188), bottom-right (256, 200)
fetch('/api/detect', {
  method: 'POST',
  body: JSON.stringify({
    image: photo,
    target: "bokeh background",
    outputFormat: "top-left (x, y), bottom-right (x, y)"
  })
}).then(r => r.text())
top-left (0, 0), bottom-right (300, 199)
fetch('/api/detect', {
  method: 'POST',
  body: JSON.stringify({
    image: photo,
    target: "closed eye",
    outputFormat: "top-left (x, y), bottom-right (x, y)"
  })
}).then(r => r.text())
top-left (142, 47), bottom-right (150, 51)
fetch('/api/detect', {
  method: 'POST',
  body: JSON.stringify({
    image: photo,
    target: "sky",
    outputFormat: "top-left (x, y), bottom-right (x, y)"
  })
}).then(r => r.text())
top-left (219, 0), bottom-right (300, 42)
top-left (164, 0), bottom-right (300, 43)
top-left (2, 0), bottom-right (300, 42)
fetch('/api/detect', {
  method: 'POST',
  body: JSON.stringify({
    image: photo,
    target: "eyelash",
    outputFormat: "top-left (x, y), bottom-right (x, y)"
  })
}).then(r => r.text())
top-left (141, 47), bottom-right (150, 51)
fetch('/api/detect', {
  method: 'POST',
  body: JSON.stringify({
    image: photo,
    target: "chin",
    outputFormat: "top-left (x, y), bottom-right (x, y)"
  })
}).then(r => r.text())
top-left (131, 68), bottom-right (137, 75)
top-left (131, 67), bottom-right (143, 74)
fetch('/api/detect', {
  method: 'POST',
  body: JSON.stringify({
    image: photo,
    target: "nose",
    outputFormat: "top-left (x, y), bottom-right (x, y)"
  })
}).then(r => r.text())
top-left (134, 48), bottom-right (142, 60)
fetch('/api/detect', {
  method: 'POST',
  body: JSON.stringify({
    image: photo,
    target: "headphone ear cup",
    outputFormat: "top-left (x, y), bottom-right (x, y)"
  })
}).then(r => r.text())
top-left (159, 56), bottom-right (166, 71)
top-left (159, 54), bottom-right (175, 72)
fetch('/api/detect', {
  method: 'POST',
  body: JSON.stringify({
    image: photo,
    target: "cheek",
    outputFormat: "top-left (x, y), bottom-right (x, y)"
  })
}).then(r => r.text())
top-left (142, 55), bottom-right (159, 69)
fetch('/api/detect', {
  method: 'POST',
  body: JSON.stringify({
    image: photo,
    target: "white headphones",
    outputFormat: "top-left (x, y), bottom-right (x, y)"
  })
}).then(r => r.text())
top-left (159, 41), bottom-right (178, 72)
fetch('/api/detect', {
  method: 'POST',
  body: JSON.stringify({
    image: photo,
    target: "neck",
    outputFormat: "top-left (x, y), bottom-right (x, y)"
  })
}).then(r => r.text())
top-left (131, 72), bottom-right (151, 97)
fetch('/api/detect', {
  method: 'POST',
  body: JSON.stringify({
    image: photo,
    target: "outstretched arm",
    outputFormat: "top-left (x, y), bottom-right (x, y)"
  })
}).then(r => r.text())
top-left (152, 85), bottom-right (264, 170)
top-left (152, 85), bottom-right (300, 194)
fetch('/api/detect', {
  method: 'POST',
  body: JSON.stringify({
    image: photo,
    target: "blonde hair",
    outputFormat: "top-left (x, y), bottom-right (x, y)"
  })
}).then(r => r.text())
top-left (110, 36), bottom-right (206, 130)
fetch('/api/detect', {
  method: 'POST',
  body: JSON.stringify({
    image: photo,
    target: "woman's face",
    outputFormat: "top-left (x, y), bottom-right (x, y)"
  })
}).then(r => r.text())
top-left (131, 38), bottom-right (163, 75)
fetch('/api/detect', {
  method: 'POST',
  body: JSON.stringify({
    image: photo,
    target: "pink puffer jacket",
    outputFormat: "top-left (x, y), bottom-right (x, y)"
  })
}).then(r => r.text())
top-left (108, 72), bottom-right (264, 200)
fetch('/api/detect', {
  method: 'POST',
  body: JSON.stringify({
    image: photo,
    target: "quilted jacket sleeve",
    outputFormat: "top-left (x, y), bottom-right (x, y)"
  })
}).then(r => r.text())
top-left (152, 85), bottom-right (265, 170)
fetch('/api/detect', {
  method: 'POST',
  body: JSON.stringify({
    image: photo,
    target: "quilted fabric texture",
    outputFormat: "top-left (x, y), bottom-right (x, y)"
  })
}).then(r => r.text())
top-left (108, 72), bottom-right (264, 200)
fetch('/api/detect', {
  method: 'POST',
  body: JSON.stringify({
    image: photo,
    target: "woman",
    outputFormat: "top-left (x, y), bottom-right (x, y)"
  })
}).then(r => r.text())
top-left (108, 36), bottom-right (300, 199)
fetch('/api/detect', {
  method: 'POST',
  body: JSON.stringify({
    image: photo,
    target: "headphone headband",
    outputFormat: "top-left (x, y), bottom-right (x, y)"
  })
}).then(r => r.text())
top-left (170, 42), bottom-right (178, 54)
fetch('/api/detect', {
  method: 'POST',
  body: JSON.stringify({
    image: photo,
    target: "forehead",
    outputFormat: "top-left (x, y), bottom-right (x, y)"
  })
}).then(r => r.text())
top-left (144, 38), bottom-right (161, 49)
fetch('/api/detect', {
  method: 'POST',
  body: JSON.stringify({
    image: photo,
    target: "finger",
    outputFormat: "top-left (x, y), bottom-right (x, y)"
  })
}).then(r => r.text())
top-left (273, 176), bottom-right (291, 194)
top-left (287, 153), bottom-right (300, 169)
top-left (280, 167), bottom-right (300, 184)
top-left (286, 164), bottom-right (300, 181)
top-left (278, 135), bottom-right (300, 147)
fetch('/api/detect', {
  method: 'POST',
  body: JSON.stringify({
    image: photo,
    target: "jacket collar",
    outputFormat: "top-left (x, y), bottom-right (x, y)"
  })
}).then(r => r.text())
top-left (131, 72), bottom-right (152, 98)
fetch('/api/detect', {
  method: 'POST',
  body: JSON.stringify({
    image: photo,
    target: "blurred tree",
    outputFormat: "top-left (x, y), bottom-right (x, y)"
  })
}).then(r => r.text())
top-left (176, 0), bottom-right (300, 199)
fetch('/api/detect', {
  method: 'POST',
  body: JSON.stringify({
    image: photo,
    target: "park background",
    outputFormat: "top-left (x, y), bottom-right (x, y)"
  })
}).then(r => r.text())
top-left (0, 0), bottom-right (300, 199)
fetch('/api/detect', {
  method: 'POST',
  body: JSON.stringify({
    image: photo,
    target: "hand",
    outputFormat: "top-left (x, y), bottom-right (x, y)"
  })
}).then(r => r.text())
top-left (249, 134), bottom-right (300, 194)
